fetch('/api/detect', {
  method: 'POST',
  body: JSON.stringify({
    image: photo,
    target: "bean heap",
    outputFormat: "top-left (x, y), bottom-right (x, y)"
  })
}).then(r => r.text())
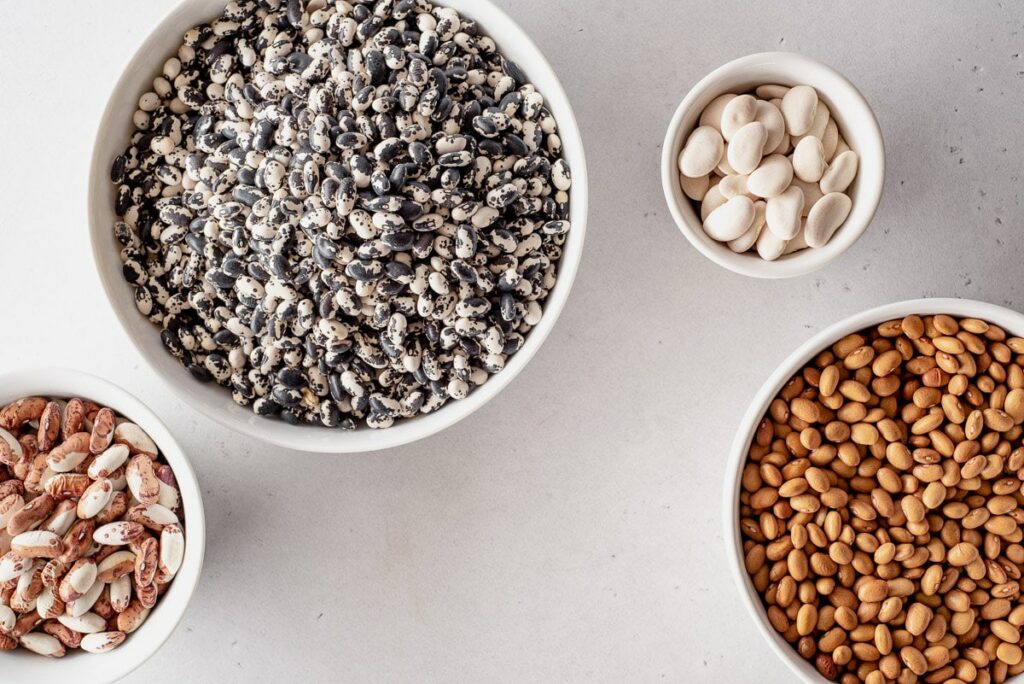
top-left (0, 397), bottom-right (186, 657)
top-left (679, 84), bottom-right (858, 261)
top-left (740, 315), bottom-right (1024, 683)
top-left (111, 0), bottom-right (573, 429)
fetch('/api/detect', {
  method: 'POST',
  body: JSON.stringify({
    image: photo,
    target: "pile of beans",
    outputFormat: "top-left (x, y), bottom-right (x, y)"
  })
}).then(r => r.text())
top-left (111, 0), bottom-right (573, 429)
top-left (0, 397), bottom-right (185, 657)
top-left (739, 315), bottom-right (1024, 683)
top-left (679, 84), bottom-right (858, 261)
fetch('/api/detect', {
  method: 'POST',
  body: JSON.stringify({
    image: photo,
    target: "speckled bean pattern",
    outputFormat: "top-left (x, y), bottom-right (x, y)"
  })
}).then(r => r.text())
top-left (111, 0), bottom-right (573, 430)
top-left (0, 396), bottom-right (185, 657)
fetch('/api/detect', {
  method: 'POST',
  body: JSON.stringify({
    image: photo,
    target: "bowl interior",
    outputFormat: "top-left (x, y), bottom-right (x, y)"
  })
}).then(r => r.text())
top-left (724, 299), bottom-right (1024, 683)
top-left (663, 52), bottom-right (884, 279)
top-left (0, 368), bottom-right (205, 684)
top-left (88, 0), bottom-right (588, 453)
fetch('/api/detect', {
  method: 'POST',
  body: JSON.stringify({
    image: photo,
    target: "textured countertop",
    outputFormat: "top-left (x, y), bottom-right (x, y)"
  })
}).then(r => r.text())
top-left (1, 1), bottom-right (1022, 681)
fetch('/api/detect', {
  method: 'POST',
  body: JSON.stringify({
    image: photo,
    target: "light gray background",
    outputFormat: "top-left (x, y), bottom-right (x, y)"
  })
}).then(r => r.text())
top-left (0, 1), bottom-right (1021, 681)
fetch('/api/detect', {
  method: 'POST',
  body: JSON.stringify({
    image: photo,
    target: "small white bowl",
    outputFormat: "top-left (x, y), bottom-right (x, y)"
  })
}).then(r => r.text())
top-left (662, 52), bottom-right (885, 279)
top-left (723, 298), bottom-right (1024, 683)
top-left (87, 0), bottom-right (588, 453)
top-left (0, 368), bottom-right (205, 684)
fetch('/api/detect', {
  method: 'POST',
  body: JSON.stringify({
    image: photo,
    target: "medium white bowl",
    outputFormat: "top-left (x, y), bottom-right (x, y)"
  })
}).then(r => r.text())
top-left (662, 52), bottom-right (885, 279)
top-left (723, 298), bottom-right (1024, 683)
top-left (88, 0), bottom-right (588, 453)
top-left (0, 368), bottom-right (205, 684)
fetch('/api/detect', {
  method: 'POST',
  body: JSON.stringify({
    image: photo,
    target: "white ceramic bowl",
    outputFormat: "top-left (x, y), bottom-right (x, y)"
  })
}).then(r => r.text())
top-left (88, 0), bottom-right (588, 453)
top-left (662, 52), bottom-right (885, 279)
top-left (0, 368), bottom-right (205, 684)
top-left (723, 298), bottom-right (1024, 682)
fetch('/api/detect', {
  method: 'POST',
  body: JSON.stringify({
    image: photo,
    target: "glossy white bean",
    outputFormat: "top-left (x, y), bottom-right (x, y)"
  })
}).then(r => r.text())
top-left (728, 201), bottom-right (766, 253)
top-left (822, 119), bottom-right (839, 161)
top-left (771, 131), bottom-right (791, 156)
top-left (790, 178), bottom-right (824, 217)
top-left (819, 150), bottom-right (859, 194)
top-left (792, 136), bottom-right (827, 183)
top-left (747, 154), bottom-right (793, 198)
top-left (716, 155), bottom-right (737, 177)
top-left (756, 224), bottom-right (789, 261)
top-left (721, 94), bottom-right (757, 141)
top-left (783, 226), bottom-right (809, 255)
top-left (791, 112), bottom-right (831, 153)
top-left (718, 173), bottom-right (750, 200)
top-left (699, 93), bottom-right (736, 132)
top-left (834, 135), bottom-right (850, 158)
top-left (805, 101), bottom-right (830, 141)
top-left (727, 122), bottom-right (766, 175)
top-left (679, 126), bottom-right (725, 178)
top-left (755, 100), bottom-right (786, 154)
top-left (700, 184), bottom-right (727, 221)
top-left (704, 195), bottom-right (756, 242)
top-left (781, 85), bottom-right (818, 136)
top-left (680, 173), bottom-right (710, 202)
top-left (755, 84), bottom-right (789, 100)
top-left (805, 192), bottom-right (853, 248)
top-left (765, 185), bottom-right (805, 240)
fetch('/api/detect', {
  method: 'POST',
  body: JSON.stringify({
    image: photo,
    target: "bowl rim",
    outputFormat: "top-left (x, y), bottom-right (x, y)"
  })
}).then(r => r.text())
top-left (0, 367), bottom-right (205, 683)
top-left (722, 298), bottom-right (1024, 683)
top-left (87, 0), bottom-right (589, 454)
top-left (661, 50), bottom-right (885, 280)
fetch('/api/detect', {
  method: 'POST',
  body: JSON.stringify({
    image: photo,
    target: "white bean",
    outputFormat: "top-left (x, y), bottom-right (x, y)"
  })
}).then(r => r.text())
top-left (700, 184), bottom-right (727, 221)
top-left (771, 131), bottom-right (791, 156)
top-left (727, 122), bottom-right (766, 175)
top-left (721, 94), bottom-right (757, 141)
top-left (699, 93), bottom-right (737, 132)
top-left (679, 173), bottom-right (710, 202)
top-left (805, 192), bottom-right (853, 248)
top-left (728, 201), bottom-right (766, 253)
top-left (716, 155), bottom-right (737, 177)
top-left (756, 224), bottom-right (789, 261)
top-left (790, 178), bottom-right (824, 217)
top-left (755, 100), bottom-right (786, 154)
top-left (747, 154), bottom-right (793, 198)
top-left (822, 119), bottom-right (839, 161)
top-left (679, 126), bottom-right (725, 178)
top-left (783, 226), bottom-right (809, 255)
top-left (834, 135), bottom-right (850, 158)
top-left (703, 195), bottom-right (755, 242)
top-left (718, 174), bottom-right (750, 199)
top-left (755, 84), bottom-right (789, 100)
top-left (765, 185), bottom-right (805, 240)
top-left (793, 136), bottom-right (827, 183)
top-left (804, 101), bottom-right (830, 141)
top-left (820, 150), bottom-right (859, 194)
top-left (781, 85), bottom-right (818, 136)
top-left (683, 82), bottom-right (859, 260)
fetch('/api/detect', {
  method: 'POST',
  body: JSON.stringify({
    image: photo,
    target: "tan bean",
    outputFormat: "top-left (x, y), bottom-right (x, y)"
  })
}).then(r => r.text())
top-left (740, 314), bottom-right (1024, 682)
top-left (901, 645), bottom-right (928, 675)
top-left (997, 643), bottom-right (1023, 666)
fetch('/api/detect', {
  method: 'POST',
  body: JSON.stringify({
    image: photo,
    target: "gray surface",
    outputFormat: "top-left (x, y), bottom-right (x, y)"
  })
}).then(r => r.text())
top-left (0, 1), bottom-right (1022, 681)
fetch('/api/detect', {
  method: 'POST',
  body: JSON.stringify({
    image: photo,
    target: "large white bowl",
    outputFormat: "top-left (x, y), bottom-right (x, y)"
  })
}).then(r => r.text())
top-left (723, 298), bottom-right (1024, 683)
top-left (0, 368), bottom-right (205, 684)
top-left (662, 52), bottom-right (885, 279)
top-left (88, 0), bottom-right (588, 453)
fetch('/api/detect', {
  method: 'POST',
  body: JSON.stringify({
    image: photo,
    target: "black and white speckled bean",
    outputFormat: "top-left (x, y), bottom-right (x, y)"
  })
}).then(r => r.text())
top-left (111, 0), bottom-right (572, 430)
